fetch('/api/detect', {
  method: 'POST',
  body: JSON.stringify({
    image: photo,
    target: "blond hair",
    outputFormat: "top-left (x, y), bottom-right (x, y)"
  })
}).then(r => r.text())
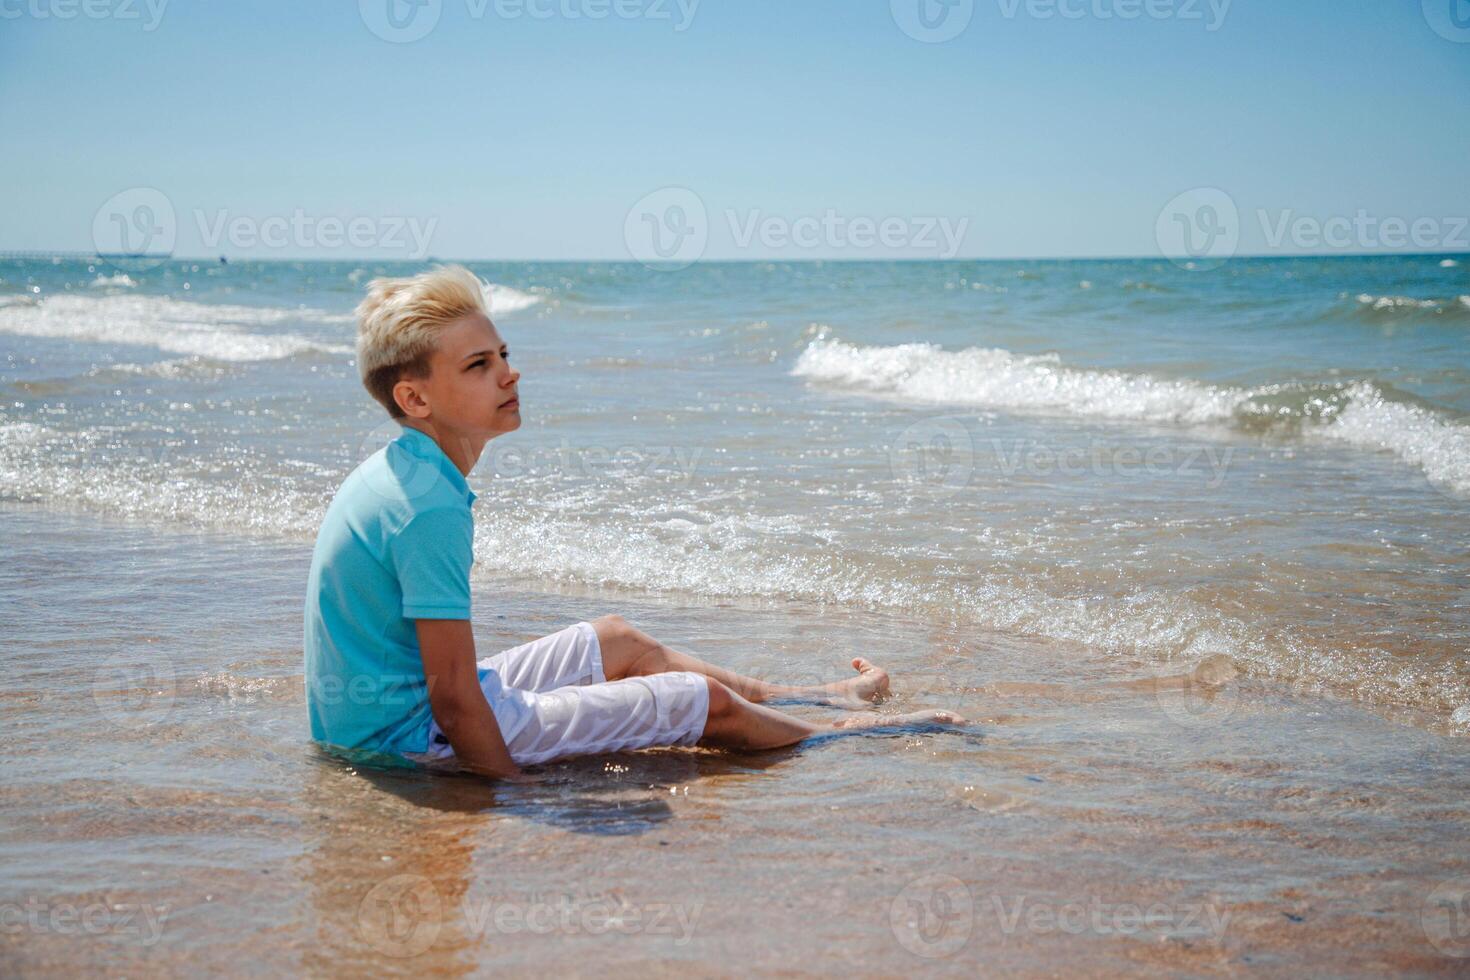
top-left (354, 264), bottom-right (489, 418)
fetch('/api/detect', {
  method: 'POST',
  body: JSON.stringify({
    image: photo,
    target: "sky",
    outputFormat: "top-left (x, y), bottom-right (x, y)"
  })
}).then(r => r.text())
top-left (1, 0), bottom-right (1467, 260)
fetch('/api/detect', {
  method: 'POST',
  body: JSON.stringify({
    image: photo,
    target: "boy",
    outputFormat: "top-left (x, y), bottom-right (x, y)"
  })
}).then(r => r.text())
top-left (304, 265), bottom-right (965, 780)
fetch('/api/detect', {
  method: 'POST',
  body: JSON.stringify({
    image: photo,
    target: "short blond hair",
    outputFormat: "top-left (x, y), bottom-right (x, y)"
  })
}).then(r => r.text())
top-left (355, 264), bottom-right (488, 418)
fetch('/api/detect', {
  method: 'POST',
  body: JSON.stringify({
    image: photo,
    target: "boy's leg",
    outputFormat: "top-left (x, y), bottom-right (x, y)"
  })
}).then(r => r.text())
top-left (592, 615), bottom-right (890, 706)
top-left (698, 677), bottom-right (968, 751)
top-left (492, 673), bottom-right (967, 767)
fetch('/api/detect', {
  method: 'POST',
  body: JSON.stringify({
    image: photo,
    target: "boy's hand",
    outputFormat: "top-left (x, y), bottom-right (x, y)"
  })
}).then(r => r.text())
top-left (416, 618), bottom-right (523, 781)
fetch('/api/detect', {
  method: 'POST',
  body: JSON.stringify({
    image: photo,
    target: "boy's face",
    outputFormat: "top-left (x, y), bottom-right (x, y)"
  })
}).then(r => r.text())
top-left (395, 313), bottom-right (521, 437)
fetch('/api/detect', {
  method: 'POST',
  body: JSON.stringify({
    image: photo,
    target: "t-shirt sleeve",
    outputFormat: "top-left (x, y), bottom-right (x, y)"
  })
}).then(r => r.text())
top-left (387, 505), bottom-right (474, 620)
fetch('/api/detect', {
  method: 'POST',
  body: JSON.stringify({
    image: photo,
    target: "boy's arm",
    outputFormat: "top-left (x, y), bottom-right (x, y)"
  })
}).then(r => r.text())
top-left (415, 618), bottom-right (523, 780)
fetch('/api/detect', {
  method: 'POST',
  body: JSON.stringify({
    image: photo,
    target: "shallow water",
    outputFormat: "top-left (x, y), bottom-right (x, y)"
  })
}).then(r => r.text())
top-left (2, 508), bottom-right (1469, 975)
top-left (3, 256), bottom-right (1470, 973)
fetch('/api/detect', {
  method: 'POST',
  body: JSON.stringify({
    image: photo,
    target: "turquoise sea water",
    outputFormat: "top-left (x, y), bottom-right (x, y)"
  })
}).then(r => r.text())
top-left (4, 254), bottom-right (1470, 973)
top-left (2, 254), bottom-right (1466, 728)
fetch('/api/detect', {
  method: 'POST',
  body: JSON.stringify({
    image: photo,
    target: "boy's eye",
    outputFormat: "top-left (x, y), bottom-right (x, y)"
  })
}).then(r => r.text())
top-left (468, 359), bottom-right (486, 369)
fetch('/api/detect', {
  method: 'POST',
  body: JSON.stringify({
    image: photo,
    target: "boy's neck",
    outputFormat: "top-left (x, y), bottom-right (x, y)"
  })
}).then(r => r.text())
top-left (398, 419), bottom-right (485, 478)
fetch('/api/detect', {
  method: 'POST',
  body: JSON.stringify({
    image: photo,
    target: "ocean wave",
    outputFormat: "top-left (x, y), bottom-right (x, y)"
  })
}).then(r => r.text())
top-left (792, 337), bottom-right (1470, 495)
top-left (486, 284), bottom-right (543, 316)
top-left (90, 273), bottom-right (136, 289)
top-left (0, 417), bottom-right (1464, 726)
top-left (792, 337), bottom-right (1248, 423)
top-left (1317, 383), bottom-right (1470, 494)
top-left (0, 294), bottom-right (352, 362)
top-left (1345, 292), bottom-right (1470, 321)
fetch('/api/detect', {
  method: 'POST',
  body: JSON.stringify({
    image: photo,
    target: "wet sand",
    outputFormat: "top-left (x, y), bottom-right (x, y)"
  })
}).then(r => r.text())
top-left (3, 504), bottom-right (1469, 977)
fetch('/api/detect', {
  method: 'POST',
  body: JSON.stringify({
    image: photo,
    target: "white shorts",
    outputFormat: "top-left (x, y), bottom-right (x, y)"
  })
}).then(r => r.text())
top-left (412, 621), bottom-right (711, 768)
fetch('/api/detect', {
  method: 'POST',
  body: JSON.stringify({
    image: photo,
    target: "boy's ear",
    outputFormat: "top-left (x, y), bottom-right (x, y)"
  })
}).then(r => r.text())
top-left (393, 377), bottom-right (431, 419)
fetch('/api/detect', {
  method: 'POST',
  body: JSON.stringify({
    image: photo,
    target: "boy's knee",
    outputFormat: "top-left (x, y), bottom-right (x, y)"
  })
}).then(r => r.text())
top-left (592, 614), bottom-right (633, 645)
top-left (703, 676), bottom-right (736, 719)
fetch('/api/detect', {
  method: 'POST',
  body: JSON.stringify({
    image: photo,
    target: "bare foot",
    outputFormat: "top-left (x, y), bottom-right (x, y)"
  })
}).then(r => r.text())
top-left (820, 658), bottom-right (891, 704)
top-left (830, 708), bottom-right (968, 730)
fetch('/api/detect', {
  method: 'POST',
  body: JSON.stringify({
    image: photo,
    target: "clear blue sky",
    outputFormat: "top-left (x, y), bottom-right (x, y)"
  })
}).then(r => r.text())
top-left (2, 0), bottom-right (1466, 259)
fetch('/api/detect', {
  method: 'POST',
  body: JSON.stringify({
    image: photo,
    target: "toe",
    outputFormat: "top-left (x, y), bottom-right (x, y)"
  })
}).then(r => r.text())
top-left (852, 657), bottom-right (873, 674)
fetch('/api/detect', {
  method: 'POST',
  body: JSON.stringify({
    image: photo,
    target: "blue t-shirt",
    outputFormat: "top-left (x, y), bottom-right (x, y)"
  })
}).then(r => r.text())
top-left (304, 425), bottom-right (529, 755)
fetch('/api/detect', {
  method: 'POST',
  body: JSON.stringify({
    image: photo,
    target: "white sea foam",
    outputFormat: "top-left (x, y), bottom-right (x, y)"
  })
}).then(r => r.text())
top-left (1441, 259), bottom-right (1460, 268)
top-left (791, 337), bottom-right (1248, 423)
top-left (90, 273), bottom-right (136, 288)
top-left (1, 415), bottom-right (1465, 724)
top-left (792, 337), bottom-right (1470, 495)
top-left (0, 294), bottom-right (351, 362)
top-left (485, 284), bottom-right (542, 316)
top-left (1355, 293), bottom-right (1439, 311)
top-left (1316, 382), bottom-right (1470, 495)
top-left (1350, 292), bottom-right (1470, 317)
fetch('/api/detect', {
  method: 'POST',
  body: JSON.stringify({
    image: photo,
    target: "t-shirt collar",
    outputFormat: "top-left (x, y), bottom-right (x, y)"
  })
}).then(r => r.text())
top-left (394, 425), bottom-right (477, 505)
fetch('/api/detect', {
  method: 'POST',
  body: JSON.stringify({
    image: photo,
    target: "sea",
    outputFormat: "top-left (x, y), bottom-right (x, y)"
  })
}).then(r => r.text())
top-left (2, 254), bottom-right (1468, 974)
